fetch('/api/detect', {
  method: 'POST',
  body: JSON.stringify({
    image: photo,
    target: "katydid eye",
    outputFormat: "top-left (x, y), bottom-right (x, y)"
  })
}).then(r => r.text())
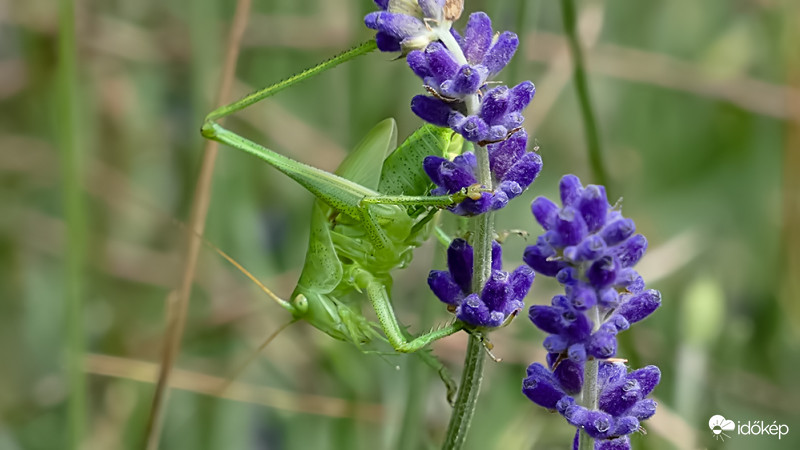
top-left (293, 294), bottom-right (309, 313)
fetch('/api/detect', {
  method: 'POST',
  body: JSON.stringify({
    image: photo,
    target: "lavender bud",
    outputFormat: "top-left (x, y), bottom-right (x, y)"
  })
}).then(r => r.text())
top-left (559, 174), bottom-right (583, 207)
top-left (523, 363), bottom-right (568, 409)
top-left (586, 255), bottom-right (620, 289)
top-left (611, 234), bottom-right (648, 268)
top-left (601, 218), bottom-right (635, 246)
top-left (483, 31), bottom-right (518, 76)
top-left (462, 12), bottom-right (493, 63)
top-left (554, 359), bottom-right (584, 394)
top-left (411, 95), bottom-right (453, 127)
top-left (427, 270), bottom-right (462, 305)
top-left (617, 289), bottom-right (661, 324)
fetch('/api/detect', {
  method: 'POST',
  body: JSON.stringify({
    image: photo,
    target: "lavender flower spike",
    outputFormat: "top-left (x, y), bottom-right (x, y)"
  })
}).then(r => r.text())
top-left (428, 238), bottom-right (534, 328)
top-left (522, 175), bottom-right (662, 449)
top-left (364, 3), bottom-right (540, 216)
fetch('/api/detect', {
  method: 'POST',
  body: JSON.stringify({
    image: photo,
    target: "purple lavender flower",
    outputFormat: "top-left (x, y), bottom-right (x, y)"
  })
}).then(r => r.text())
top-left (364, 0), bottom-right (460, 52)
top-left (522, 175), bottom-right (661, 448)
top-left (428, 238), bottom-right (534, 328)
top-left (407, 12), bottom-right (533, 144)
top-left (423, 130), bottom-right (542, 216)
top-left (523, 175), bottom-right (660, 346)
top-left (364, 4), bottom-right (539, 217)
top-left (523, 361), bottom-right (660, 450)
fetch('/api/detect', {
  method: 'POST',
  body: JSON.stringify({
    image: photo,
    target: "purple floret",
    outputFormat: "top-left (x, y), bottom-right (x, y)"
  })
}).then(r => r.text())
top-left (427, 238), bottom-right (534, 328)
top-left (423, 129), bottom-right (542, 216)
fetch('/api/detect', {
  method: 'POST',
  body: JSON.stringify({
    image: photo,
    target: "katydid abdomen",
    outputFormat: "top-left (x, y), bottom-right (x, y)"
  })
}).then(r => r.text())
top-left (283, 121), bottom-right (464, 348)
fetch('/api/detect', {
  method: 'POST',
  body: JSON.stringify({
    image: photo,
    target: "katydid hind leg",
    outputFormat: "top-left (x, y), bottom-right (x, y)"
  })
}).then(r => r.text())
top-left (203, 40), bottom-right (377, 124)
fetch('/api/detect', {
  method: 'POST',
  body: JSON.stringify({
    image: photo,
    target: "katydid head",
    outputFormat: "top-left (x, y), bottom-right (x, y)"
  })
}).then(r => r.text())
top-left (290, 288), bottom-right (378, 346)
top-left (291, 293), bottom-right (309, 314)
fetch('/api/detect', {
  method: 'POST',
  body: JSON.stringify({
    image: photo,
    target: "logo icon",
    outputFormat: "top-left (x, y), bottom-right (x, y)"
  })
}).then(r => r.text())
top-left (709, 415), bottom-right (736, 441)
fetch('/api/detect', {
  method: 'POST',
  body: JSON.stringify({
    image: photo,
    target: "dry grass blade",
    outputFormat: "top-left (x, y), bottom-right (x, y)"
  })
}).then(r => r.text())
top-left (86, 354), bottom-right (384, 422)
top-left (143, 0), bottom-right (253, 448)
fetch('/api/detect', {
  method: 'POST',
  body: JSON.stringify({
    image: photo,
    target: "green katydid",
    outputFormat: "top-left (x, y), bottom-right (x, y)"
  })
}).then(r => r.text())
top-left (200, 41), bottom-right (479, 394)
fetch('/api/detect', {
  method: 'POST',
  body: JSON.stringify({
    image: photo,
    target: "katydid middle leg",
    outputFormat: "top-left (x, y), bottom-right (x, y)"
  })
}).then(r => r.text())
top-left (355, 269), bottom-right (465, 353)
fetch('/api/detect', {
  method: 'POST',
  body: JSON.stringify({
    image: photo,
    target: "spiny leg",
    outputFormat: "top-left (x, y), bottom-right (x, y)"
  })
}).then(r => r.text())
top-left (434, 225), bottom-right (454, 247)
top-left (355, 190), bottom-right (472, 251)
top-left (359, 183), bottom-right (484, 209)
top-left (203, 40), bottom-right (377, 125)
top-left (356, 269), bottom-right (465, 354)
top-left (360, 193), bottom-right (463, 208)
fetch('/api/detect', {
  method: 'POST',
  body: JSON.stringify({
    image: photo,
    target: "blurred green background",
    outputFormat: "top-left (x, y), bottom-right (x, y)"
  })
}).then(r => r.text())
top-left (1, 0), bottom-right (798, 448)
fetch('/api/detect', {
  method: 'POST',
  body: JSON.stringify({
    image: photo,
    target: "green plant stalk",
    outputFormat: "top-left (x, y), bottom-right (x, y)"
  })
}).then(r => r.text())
top-left (560, 0), bottom-right (609, 189)
top-left (436, 28), bottom-right (496, 444)
top-left (442, 332), bottom-right (486, 450)
top-left (578, 306), bottom-right (601, 450)
top-left (441, 122), bottom-right (493, 449)
top-left (58, 0), bottom-right (86, 446)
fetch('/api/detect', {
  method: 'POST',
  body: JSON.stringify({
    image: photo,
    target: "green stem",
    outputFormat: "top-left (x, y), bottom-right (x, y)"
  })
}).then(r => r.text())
top-left (578, 306), bottom-right (601, 450)
top-left (470, 140), bottom-right (494, 293)
top-left (58, 0), bottom-right (86, 446)
top-left (442, 138), bottom-right (493, 449)
top-left (437, 27), bottom-right (496, 450)
top-left (560, 0), bottom-right (609, 189)
top-left (441, 334), bottom-right (486, 450)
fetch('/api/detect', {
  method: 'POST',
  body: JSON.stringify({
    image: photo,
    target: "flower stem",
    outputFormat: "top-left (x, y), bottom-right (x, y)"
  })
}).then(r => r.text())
top-left (560, 0), bottom-right (609, 189)
top-left (442, 138), bottom-right (493, 449)
top-left (471, 140), bottom-right (494, 291)
top-left (438, 25), bottom-right (495, 449)
top-left (442, 333), bottom-right (486, 450)
top-left (578, 306), bottom-right (601, 450)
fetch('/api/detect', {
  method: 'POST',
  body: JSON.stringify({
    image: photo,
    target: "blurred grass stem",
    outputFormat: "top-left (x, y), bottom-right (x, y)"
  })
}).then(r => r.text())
top-left (58, 0), bottom-right (87, 446)
top-left (143, 0), bottom-right (252, 448)
top-left (560, 0), bottom-right (609, 188)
